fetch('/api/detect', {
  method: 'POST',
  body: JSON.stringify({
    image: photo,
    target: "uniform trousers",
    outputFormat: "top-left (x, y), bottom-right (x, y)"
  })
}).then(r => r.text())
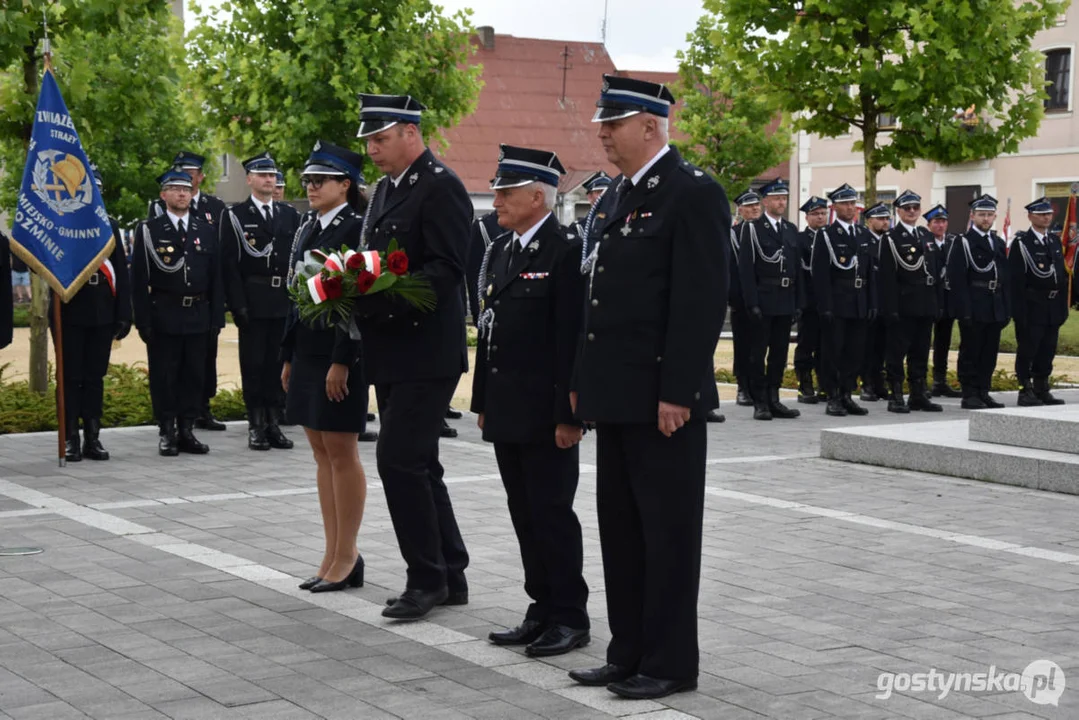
top-left (596, 419), bottom-right (706, 682)
top-left (931, 317), bottom-right (955, 382)
top-left (1014, 321), bottom-right (1060, 383)
top-left (494, 441), bottom-right (588, 629)
top-left (375, 378), bottom-right (469, 593)
top-left (202, 329), bottom-right (219, 409)
top-left (819, 317), bottom-right (867, 394)
top-left (729, 305), bottom-right (750, 384)
top-left (957, 321), bottom-right (1004, 395)
top-left (148, 332), bottom-right (208, 422)
top-left (861, 319), bottom-right (886, 386)
top-left (884, 317), bottom-right (933, 386)
top-left (238, 317), bottom-right (287, 412)
top-left (793, 309), bottom-right (821, 378)
top-left (748, 314), bottom-right (792, 401)
top-left (59, 324), bottom-right (114, 426)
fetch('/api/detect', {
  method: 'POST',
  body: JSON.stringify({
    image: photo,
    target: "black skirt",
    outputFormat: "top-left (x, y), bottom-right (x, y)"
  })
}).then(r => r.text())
top-left (286, 350), bottom-right (366, 433)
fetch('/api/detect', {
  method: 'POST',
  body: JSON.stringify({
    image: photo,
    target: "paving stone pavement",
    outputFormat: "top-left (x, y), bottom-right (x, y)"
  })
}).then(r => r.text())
top-left (2, 388), bottom-right (1079, 719)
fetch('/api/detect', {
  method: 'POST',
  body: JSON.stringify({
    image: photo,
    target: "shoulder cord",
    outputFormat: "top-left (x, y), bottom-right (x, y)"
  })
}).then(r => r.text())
top-left (1017, 237), bottom-right (1058, 281)
top-left (749, 221), bottom-right (784, 266)
top-left (821, 229), bottom-right (859, 271)
top-left (802, 228), bottom-right (816, 272)
top-left (230, 209), bottom-right (274, 263)
top-left (960, 235), bottom-right (998, 286)
top-left (359, 176), bottom-right (386, 251)
top-left (886, 235), bottom-right (928, 278)
top-left (141, 223), bottom-right (186, 277)
top-left (578, 197), bottom-right (603, 274)
top-left (285, 216), bottom-right (315, 288)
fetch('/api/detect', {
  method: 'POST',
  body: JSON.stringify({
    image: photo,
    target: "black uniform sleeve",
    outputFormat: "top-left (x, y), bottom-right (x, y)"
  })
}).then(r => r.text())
top-left (209, 234), bottom-right (226, 330)
top-left (554, 238), bottom-right (585, 425)
top-left (812, 231), bottom-right (833, 315)
top-left (878, 235), bottom-right (899, 317)
top-left (465, 219), bottom-right (485, 326)
top-left (220, 210), bottom-right (247, 316)
top-left (131, 223), bottom-right (150, 334)
top-left (737, 222), bottom-right (759, 310)
top-left (1, 232), bottom-right (12, 349)
top-left (110, 220), bottom-right (132, 326)
top-left (946, 235), bottom-right (972, 322)
top-left (659, 179), bottom-right (729, 408)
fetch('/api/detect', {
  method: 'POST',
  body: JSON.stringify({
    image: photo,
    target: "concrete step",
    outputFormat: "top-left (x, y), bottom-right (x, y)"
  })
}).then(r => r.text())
top-left (820, 419), bottom-right (1079, 494)
top-left (968, 405), bottom-right (1079, 455)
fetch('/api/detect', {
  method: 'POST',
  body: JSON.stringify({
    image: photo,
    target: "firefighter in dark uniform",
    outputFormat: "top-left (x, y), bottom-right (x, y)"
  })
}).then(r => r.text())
top-left (467, 210), bottom-right (504, 327)
top-left (730, 189), bottom-right (761, 407)
top-left (794, 196), bottom-right (828, 403)
top-left (353, 94), bottom-right (471, 620)
top-left (947, 194), bottom-right (1011, 409)
top-left (1, 231), bottom-right (11, 350)
top-left (859, 204), bottom-right (888, 403)
top-left (150, 152), bottom-right (229, 431)
top-left (272, 170), bottom-right (286, 203)
top-left (53, 164), bottom-right (132, 461)
top-left (738, 178), bottom-right (801, 420)
top-left (220, 152), bottom-right (299, 451)
top-left (925, 204), bottom-right (962, 397)
top-left (565, 170), bottom-right (611, 241)
top-left (569, 75), bottom-right (728, 700)
top-left (1010, 197), bottom-right (1068, 406)
top-left (471, 145), bottom-right (590, 657)
top-left (133, 169), bottom-right (225, 455)
top-left (813, 183), bottom-right (875, 417)
top-left (875, 194), bottom-right (942, 413)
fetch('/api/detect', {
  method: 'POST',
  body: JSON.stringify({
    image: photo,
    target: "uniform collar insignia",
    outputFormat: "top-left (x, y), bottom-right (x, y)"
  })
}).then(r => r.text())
top-left (646, 175), bottom-right (660, 190)
top-left (409, 172), bottom-right (419, 185)
top-left (434, 166), bottom-right (444, 174)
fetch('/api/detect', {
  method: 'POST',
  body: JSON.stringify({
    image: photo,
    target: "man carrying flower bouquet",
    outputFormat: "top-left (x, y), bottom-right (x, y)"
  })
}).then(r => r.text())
top-left (354, 93), bottom-right (472, 621)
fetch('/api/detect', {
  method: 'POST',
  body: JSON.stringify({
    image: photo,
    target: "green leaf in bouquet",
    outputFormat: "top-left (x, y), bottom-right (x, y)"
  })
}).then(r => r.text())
top-left (369, 272), bottom-right (398, 293)
top-left (386, 238), bottom-right (399, 254)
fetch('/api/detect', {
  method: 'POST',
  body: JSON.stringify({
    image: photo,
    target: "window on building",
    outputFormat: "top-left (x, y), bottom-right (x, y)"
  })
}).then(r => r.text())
top-left (877, 112), bottom-right (898, 130)
top-left (1044, 48), bottom-right (1072, 112)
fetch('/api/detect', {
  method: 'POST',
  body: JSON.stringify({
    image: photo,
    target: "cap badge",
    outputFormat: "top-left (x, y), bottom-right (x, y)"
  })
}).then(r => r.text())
top-left (313, 140), bottom-right (322, 151)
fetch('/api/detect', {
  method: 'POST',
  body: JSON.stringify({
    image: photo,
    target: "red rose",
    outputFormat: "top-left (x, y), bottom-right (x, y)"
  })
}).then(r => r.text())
top-left (322, 275), bottom-right (343, 299)
top-left (356, 270), bottom-right (377, 294)
top-left (387, 250), bottom-right (409, 276)
top-left (345, 253), bottom-right (366, 271)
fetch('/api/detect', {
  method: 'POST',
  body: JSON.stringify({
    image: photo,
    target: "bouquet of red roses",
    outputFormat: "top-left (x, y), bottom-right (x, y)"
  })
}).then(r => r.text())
top-left (288, 239), bottom-right (435, 327)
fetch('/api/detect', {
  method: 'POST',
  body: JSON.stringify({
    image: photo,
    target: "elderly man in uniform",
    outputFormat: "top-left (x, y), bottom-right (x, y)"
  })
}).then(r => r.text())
top-left (738, 178), bottom-right (801, 420)
top-left (1010, 197), bottom-right (1068, 406)
top-left (220, 152), bottom-right (302, 451)
top-left (730, 189), bottom-right (761, 407)
top-left (794, 196), bottom-right (828, 403)
top-left (923, 204), bottom-right (962, 398)
top-left (353, 94), bottom-right (472, 620)
top-left (472, 145), bottom-right (590, 657)
top-left (569, 74), bottom-right (728, 700)
top-left (947, 194), bottom-right (1011, 409)
top-left (134, 169), bottom-right (225, 455)
top-left (813, 183), bottom-right (875, 417)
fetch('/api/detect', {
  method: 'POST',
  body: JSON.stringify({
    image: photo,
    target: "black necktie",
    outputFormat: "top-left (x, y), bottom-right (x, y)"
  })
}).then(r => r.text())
top-left (177, 218), bottom-right (186, 239)
top-left (263, 204), bottom-right (272, 223)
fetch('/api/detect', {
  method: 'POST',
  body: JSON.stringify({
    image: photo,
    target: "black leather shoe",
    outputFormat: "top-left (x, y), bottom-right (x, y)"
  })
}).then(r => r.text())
top-left (842, 393), bottom-right (869, 416)
top-left (248, 408), bottom-right (271, 451)
top-left (961, 395), bottom-right (988, 410)
top-left (366, 412), bottom-right (376, 422)
top-left (386, 589), bottom-right (468, 607)
top-left (381, 587), bottom-right (448, 619)
top-left (752, 402), bottom-right (772, 421)
top-left (980, 393), bottom-right (1004, 409)
top-left (1017, 388), bottom-right (1044, 407)
top-left (158, 420), bottom-right (179, 457)
top-left (65, 434), bottom-right (83, 462)
top-left (265, 409), bottom-right (294, 449)
top-left (178, 421), bottom-right (210, 454)
top-left (489, 620), bottom-right (546, 646)
top-left (568, 664), bottom-right (634, 686)
top-left (298, 576), bottom-right (321, 590)
top-left (859, 387), bottom-right (879, 402)
top-left (825, 393), bottom-right (847, 417)
top-left (525, 625), bottom-right (590, 657)
top-left (310, 555), bottom-right (364, 593)
top-left (358, 430), bottom-right (379, 442)
top-left (932, 382), bottom-right (963, 398)
top-left (705, 409), bottom-right (725, 423)
top-left (194, 409), bottom-right (227, 431)
top-left (439, 421), bottom-right (458, 439)
top-left (445, 407), bottom-right (463, 420)
top-left (768, 389), bottom-right (800, 419)
top-left (82, 419), bottom-right (109, 460)
top-left (607, 674), bottom-right (697, 699)
top-left (735, 386), bottom-right (754, 407)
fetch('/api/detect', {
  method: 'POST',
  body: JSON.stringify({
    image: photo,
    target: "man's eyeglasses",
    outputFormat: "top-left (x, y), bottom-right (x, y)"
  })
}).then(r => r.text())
top-left (900, 204), bottom-right (921, 211)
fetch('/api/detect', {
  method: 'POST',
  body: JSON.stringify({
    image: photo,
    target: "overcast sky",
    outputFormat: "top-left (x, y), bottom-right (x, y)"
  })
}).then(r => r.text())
top-left (185, 1), bottom-right (708, 72)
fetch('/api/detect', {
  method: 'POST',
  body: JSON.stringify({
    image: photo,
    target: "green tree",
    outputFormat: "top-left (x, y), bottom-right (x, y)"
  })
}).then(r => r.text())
top-left (187, 0), bottom-right (483, 183)
top-left (704, 0), bottom-right (1069, 205)
top-left (0, 1), bottom-right (210, 393)
top-left (674, 14), bottom-right (792, 199)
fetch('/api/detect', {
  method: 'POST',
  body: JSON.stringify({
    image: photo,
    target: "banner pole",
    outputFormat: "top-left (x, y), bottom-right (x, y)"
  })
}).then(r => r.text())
top-left (52, 291), bottom-right (66, 467)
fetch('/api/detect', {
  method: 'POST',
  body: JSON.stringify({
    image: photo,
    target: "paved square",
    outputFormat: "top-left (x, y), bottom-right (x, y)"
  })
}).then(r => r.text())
top-left (2, 388), bottom-right (1078, 719)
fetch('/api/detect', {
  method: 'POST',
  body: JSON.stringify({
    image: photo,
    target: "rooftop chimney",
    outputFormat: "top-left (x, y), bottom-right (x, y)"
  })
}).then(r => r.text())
top-left (477, 26), bottom-right (495, 51)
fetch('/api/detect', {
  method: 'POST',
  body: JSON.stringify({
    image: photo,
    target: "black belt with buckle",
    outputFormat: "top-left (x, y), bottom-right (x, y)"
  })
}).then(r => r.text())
top-left (971, 279), bottom-right (998, 291)
top-left (1030, 288), bottom-right (1060, 299)
top-left (837, 277), bottom-right (865, 289)
top-left (760, 277), bottom-right (793, 288)
top-left (151, 289), bottom-right (206, 307)
top-left (248, 275), bottom-right (284, 288)
top-left (87, 274), bottom-right (100, 286)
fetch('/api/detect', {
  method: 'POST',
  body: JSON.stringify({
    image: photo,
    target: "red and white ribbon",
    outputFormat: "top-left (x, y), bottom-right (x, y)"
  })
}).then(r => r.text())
top-left (322, 252), bottom-right (345, 273)
top-left (359, 250), bottom-right (381, 276)
top-left (100, 259), bottom-right (116, 297)
top-left (306, 274), bottom-right (331, 304)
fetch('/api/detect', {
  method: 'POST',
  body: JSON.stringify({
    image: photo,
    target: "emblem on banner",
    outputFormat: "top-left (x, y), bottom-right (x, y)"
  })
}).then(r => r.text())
top-left (31, 150), bottom-right (94, 215)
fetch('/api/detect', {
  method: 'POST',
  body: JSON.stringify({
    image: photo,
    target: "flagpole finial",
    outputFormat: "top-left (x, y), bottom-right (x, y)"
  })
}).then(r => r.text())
top-left (41, 5), bottom-right (52, 70)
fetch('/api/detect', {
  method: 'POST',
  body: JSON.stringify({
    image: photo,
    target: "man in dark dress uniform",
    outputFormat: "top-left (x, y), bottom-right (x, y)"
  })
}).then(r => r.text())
top-left (54, 164), bottom-right (132, 461)
top-left (813, 183), bottom-right (875, 417)
top-left (859, 204), bottom-right (888, 403)
top-left (565, 170), bottom-right (611, 242)
top-left (133, 169), bottom-right (225, 455)
top-left (794, 196), bottom-right (828, 403)
top-left (730, 189), bottom-right (761, 407)
top-left (925, 204), bottom-right (962, 398)
top-left (1, 231), bottom-right (12, 350)
top-left (569, 75), bottom-right (728, 700)
top-left (150, 152), bottom-right (229, 431)
top-left (272, 171), bottom-right (286, 203)
top-left (353, 94), bottom-right (471, 620)
top-left (472, 145), bottom-right (590, 657)
top-left (738, 178), bottom-right (801, 420)
top-left (947, 194), bottom-right (1011, 409)
top-left (1010, 197), bottom-right (1068, 406)
top-left (878, 190), bottom-right (943, 413)
top-left (466, 210), bottom-right (504, 327)
top-left (220, 152), bottom-right (300, 451)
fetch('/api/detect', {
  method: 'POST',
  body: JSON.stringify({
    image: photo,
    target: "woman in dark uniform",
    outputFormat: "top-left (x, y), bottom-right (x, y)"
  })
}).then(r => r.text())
top-left (281, 141), bottom-right (368, 593)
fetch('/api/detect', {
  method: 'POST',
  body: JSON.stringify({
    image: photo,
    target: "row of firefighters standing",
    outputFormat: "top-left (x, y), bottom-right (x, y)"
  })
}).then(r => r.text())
top-left (723, 182), bottom-right (1069, 420)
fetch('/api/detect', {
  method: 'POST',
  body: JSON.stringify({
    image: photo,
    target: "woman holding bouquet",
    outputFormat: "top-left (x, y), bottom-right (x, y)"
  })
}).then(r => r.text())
top-left (281, 141), bottom-right (369, 593)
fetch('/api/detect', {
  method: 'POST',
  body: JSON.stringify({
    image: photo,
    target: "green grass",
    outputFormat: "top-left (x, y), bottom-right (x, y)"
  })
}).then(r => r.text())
top-left (948, 311), bottom-right (1079, 355)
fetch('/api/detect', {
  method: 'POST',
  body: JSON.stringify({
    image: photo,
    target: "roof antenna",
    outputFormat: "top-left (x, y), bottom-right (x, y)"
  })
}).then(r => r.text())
top-left (558, 45), bottom-right (573, 104)
top-left (601, 0), bottom-right (609, 44)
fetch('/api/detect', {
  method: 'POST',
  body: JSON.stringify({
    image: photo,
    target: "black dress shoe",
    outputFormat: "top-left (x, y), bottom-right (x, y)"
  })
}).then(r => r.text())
top-left (366, 412), bottom-right (376, 422)
top-left (980, 393), bottom-right (1004, 409)
top-left (310, 556), bottom-right (364, 593)
top-left (489, 620), bottom-right (546, 646)
top-left (298, 576), bottom-right (321, 590)
top-left (607, 674), bottom-right (697, 699)
top-left (439, 421), bottom-right (458, 439)
top-left (932, 382), bottom-right (963, 398)
top-left (382, 587), bottom-right (448, 619)
top-left (705, 409), bottom-right (725, 423)
top-left (82, 419), bottom-right (109, 460)
top-left (386, 589), bottom-right (468, 607)
top-left (358, 430), bottom-right (379, 442)
top-left (265, 410), bottom-right (294, 449)
top-left (178, 421), bottom-right (210, 454)
top-left (65, 434), bottom-right (83, 462)
top-left (961, 395), bottom-right (988, 410)
top-left (525, 625), bottom-right (590, 657)
top-left (735, 387), bottom-right (754, 407)
top-left (445, 407), bottom-right (463, 420)
top-left (568, 664), bottom-right (634, 686)
top-left (194, 410), bottom-right (227, 431)
top-left (841, 393), bottom-right (869, 416)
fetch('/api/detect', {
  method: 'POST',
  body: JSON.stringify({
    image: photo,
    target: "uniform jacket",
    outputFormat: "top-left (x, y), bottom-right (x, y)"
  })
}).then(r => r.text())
top-left (56, 218), bottom-right (132, 328)
top-left (132, 212), bottom-right (225, 336)
top-left (797, 227), bottom-right (818, 309)
top-left (573, 146), bottom-right (730, 423)
top-left (729, 222), bottom-right (744, 309)
top-left (220, 198), bottom-right (301, 320)
top-left (471, 214), bottom-right (584, 444)
top-left (1009, 228), bottom-right (1068, 327)
top-left (354, 148), bottom-right (471, 384)
top-left (946, 228), bottom-right (1011, 324)
top-left (466, 211), bottom-right (504, 325)
top-left (1, 231), bottom-right (12, 349)
top-left (878, 224), bottom-right (941, 319)
top-left (281, 207), bottom-right (362, 366)
top-left (812, 221), bottom-right (876, 319)
top-left (738, 214), bottom-right (802, 316)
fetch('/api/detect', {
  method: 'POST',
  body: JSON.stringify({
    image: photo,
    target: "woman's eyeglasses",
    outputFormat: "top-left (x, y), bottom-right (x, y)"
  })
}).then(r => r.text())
top-left (301, 175), bottom-right (340, 189)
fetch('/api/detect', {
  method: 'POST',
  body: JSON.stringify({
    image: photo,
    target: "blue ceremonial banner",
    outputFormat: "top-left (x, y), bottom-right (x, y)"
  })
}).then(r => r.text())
top-left (9, 68), bottom-right (114, 303)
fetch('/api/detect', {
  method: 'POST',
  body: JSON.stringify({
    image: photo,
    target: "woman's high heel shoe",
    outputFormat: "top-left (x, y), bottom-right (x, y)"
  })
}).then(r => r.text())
top-left (298, 576), bottom-right (322, 591)
top-left (309, 555), bottom-right (364, 593)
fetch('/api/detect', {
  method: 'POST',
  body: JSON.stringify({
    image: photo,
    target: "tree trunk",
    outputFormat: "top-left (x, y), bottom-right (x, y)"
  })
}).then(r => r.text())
top-left (23, 44), bottom-right (49, 394)
top-left (862, 131), bottom-right (878, 210)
